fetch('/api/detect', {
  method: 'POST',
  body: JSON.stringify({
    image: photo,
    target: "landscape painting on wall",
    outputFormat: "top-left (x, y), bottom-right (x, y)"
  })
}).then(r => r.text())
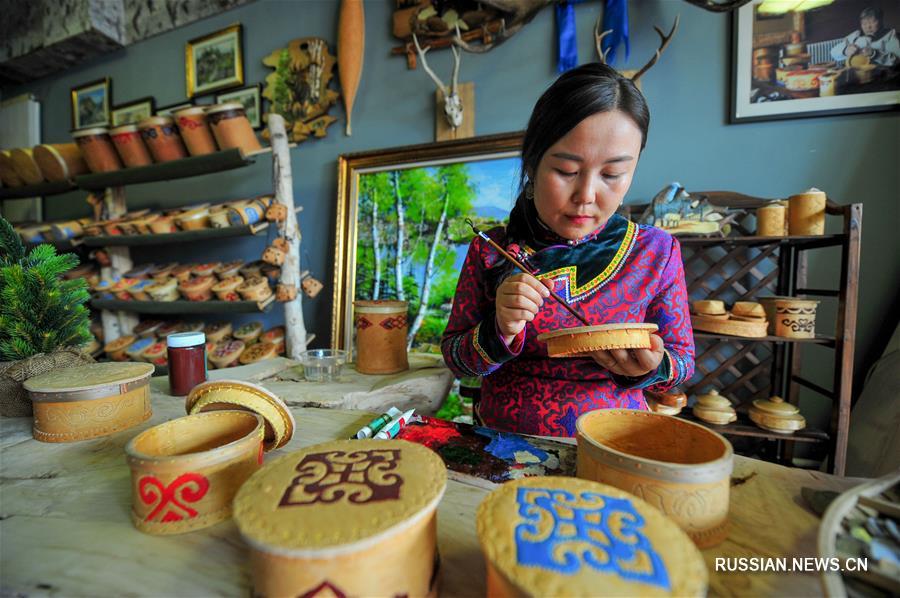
top-left (332, 133), bottom-right (523, 354)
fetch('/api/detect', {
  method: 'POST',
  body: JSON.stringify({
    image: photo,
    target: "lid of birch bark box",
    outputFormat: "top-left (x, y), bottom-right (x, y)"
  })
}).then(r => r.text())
top-left (186, 380), bottom-right (295, 450)
top-left (24, 362), bottom-right (154, 395)
top-left (476, 476), bottom-right (708, 597)
top-left (233, 439), bottom-right (446, 557)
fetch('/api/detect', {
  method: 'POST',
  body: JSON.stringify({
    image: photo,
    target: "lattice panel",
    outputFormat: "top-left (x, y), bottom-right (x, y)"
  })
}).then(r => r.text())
top-left (687, 339), bottom-right (773, 404)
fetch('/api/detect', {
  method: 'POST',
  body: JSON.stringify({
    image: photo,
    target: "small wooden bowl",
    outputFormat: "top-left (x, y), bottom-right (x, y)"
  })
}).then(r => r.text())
top-left (178, 275), bottom-right (216, 301)
top-left (211, 275), bottom-right (244, 301)
top-left (214, 260), bottom-right (244, 279)
top-left (577, 409), bottom-right (734, 548)
top-left (237, 276), bottom-right (272, 302)
top-left (171, 264), bottom-right (195, 282)
top-left (692, 299), bottom-right (726, 316)
top-left (732, 301), bottom-right (765, 319)
top-left (238, 341), bottom-right (278, 365)
top-left (537, 323), bottom-right (658, 357)
top-left (749, 396), bottom-right (806, 433)
top-left (149, 217), bottom-right (177, 234)
top-left (104, 335), bottom-right (137, 361)
top-left (692, 389), bottom-right (737, 425)
top-left (176, 208), bottom-right (210, 231)
top-left (209, 340), bottom-right (246, 369)
top-left (691, 314), bottom-right (768, 338)
top-left (204, 321), bottom-right (233, 343)
top-left (233, 322), bottom-right (263, 344)
top-left (146, 278), bottom-right (180, 302)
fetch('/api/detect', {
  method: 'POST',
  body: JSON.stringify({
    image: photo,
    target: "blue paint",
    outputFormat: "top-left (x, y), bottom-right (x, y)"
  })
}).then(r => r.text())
top-left (558, 407), bottom-right (578, 436)
top-left (479, 429), bottom-right (549, 463)
top-left (514, 487), bottom-right (670, 590)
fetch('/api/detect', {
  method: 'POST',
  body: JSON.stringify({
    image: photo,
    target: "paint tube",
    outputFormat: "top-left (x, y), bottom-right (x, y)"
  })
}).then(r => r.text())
top-left (373, 409), bottom-right (415, 440)
top-left (351, 407), bottom-right (402, 439)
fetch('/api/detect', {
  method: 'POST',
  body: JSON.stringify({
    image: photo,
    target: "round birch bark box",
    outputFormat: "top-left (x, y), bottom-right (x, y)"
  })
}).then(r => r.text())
top-left (233, 439), bottom-right (446, 598)
top-left (476, 476), bottom-right (708, 597)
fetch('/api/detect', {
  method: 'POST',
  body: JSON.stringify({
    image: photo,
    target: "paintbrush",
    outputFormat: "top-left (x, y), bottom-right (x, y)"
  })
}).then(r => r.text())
top-left (464, 218), bottom-right (590, 326)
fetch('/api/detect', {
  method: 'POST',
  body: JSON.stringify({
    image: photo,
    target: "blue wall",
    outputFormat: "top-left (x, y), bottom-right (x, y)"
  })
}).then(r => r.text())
top-left (4, 0), bottom-right (898, 411)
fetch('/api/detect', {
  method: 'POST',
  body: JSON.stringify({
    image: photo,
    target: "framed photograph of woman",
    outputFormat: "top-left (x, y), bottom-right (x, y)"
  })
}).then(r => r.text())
top-left (732, 1), bottom-right (900, 122)
top-left (111, 97), bottom-right (155, 126)
top-left (186, 24), bottom-right (244, 97)
top-left (216, 84), bottom-right (262, 128)
top-left (332, 132), bottom-right (523, 353)
top-left (70, 78), bottom-right (111, 130)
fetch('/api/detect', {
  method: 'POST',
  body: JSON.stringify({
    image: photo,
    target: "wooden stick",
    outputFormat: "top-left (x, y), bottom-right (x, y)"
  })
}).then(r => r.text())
top-left (465, 219), bottom-right (590, 326)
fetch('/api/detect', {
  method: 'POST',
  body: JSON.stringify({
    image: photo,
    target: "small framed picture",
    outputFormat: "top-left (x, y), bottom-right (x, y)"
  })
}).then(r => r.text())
top-left (71, 78), bottom-right (111, 130)
top-left (186, 24), bottom-right (244, 97)
top-left (111, 96), bottom-right (156, 126)
top-left (216, 84), bottom-right (263, 128)
top-left (156, 100), bottom-right (194, 118)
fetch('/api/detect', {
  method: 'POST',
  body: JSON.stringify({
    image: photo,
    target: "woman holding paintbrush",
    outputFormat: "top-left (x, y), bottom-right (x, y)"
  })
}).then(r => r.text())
top-left (441, 63), bottom-right (694, 437)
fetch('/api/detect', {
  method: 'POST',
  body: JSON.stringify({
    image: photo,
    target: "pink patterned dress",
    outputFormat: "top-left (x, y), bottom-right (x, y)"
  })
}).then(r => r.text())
top-left (441, 214), bottom-right (694, 437)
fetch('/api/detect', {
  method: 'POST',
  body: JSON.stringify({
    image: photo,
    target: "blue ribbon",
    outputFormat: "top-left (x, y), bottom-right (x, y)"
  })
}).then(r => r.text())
top-left (601, 0), bottom-right (629, 65)
top-left (555, 1), bottom-right (582, 73)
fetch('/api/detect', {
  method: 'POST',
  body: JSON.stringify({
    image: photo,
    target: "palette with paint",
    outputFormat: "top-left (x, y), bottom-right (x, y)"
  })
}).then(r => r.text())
top-left (395, 416), bottom-right (576, 489)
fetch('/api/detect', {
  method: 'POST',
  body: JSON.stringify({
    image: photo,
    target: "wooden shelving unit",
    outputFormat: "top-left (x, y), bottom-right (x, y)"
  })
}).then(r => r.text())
top-left (82, 222), bottom-right (269, 247)
top-left (625, 191), bottom-right (861, 476)
top-left (92, 296), bottom-right (276, 314)
top-left (0, 180), bottom-right (76, 200)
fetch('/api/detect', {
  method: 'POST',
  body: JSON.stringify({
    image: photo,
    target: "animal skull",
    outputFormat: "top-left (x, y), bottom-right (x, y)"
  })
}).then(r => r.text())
top-left (413, 29), bottom-right (464, 129)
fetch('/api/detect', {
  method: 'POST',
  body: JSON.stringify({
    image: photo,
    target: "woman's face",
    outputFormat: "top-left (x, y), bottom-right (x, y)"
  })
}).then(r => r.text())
top-left (861, 16), bottom-right (880, 36)
top-left (531, 110), bottom-right (643, 240)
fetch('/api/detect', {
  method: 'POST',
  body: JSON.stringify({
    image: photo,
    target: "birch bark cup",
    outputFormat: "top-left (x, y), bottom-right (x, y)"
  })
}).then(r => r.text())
top-left (353, 300), bottom-right (409, 374)
top-left (576, 409), bottom-right (734, 548)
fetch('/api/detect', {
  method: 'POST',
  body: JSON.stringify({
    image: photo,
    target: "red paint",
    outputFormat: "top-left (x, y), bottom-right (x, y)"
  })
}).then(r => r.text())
top-left (139, 473), bottom-right (209, 522)
top-left (257, 442), bottom-right (264, 465)
top-left (396, 416), bottom-right (462, 449)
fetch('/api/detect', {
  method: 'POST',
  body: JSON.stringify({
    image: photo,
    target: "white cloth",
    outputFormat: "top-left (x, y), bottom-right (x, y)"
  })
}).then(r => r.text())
top-left (831, 28), bottom-right (900, 66)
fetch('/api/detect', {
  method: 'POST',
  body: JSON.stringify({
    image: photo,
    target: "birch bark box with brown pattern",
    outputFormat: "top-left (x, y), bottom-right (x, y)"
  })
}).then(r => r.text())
top-left (576, 409), bottom-right (734, 548)
top-left (353, 300), bottom-right (410, 374)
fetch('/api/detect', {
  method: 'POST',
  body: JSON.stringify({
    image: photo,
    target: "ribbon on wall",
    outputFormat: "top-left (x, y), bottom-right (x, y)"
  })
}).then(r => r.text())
top-left (556, 0), bottom-right (630, 72)
top-left (600, 0), bottom-right (629, 65)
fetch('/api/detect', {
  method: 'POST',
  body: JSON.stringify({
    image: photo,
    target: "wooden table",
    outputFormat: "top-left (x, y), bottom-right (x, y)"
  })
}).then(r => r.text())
top-left (0, 370), bottom-right (862, 597)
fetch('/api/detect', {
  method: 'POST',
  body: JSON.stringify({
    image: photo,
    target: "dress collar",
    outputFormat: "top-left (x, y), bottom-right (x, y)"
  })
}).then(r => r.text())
top-left (533, 214), bottom-right (613, 247)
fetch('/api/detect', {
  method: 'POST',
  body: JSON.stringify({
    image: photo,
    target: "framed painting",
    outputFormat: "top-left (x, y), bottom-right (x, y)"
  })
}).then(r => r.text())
top-left (332, 132), bottom-right (524, 353)
top-left (216, 83), bottom-right (262, 128)
top-left (732, 0), bottom-right (900, 123)
top-left (186, 24), bottom-right (244, 97)
top-left (156, 100), bottom-right (193, 117)
top-left (111, 96), bottom-right (155, 126)
top-left (71, 78), bottom-right (111, 129)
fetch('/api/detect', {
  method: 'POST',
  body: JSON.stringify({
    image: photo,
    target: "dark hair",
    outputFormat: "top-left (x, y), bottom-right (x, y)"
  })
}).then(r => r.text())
top-left (505, 63), bottom-right (650, 244)
top-left (860, 7), bottom-right (882, 21)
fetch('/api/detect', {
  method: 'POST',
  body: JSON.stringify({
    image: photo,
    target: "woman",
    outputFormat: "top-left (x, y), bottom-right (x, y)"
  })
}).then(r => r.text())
top-left (831, 7), bottom-right (899, 68)
top-left (440, 63), bottom-right (693, 437)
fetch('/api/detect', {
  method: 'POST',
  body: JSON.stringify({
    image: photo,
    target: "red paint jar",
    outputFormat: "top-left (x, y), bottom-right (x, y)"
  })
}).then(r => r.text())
top-left (166, 331), bottom-right (207, 396)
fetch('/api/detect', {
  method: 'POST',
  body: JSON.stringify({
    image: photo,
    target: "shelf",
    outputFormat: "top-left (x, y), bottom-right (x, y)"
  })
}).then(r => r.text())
top-left (27, 238), bottom-right (82, 252)
top-left (82, 222), bottom-right (269, 247)
top-left (693, 332), bottom-right (836, 347)
top-left (679, 234), bottom-right (845, 250)
top-left (91, 295), bottom-right (275, 314)
top-left (75, 148), bottom-right (261, 190)
top-left (678, 412), bottom-right (829, 443)
top-left (0, 181), bottom-right (77, 200)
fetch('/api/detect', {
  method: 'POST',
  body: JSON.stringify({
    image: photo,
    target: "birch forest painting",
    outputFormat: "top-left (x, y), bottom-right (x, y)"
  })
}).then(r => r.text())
top-left (355, 156), bottom-right (519, 352)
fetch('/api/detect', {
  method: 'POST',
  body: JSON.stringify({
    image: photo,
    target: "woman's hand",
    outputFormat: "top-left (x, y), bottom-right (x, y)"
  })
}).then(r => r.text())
top-left (495, 273), bottom-right (553, 345)
top-left (590, 333), bottom-right (665, 378)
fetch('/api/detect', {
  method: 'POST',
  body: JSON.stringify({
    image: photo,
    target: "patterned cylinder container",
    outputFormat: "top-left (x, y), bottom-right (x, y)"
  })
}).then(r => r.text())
top-left (353, 300), bottom-right (409, 374)
top-left (233, 439), bottom-right (446, 598)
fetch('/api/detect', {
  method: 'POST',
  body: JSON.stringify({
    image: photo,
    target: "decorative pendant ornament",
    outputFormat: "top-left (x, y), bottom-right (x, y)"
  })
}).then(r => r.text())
top-left (262, 244), bottom-right (287, 267)
top-left (301, 275), bottom-right (324, 299)
top-left (272, 237), bottom-right (290, 253)
top-left (265, 203), bottom-right (288, 223)
top-left (276, 283), bottom-right (298, 302)
top-left (262, 38), bottom-right (339, 144)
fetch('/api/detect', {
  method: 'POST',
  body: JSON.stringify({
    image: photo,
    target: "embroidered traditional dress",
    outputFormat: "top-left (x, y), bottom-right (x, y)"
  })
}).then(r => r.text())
top-left (441, 214), bottom-right (694, 437)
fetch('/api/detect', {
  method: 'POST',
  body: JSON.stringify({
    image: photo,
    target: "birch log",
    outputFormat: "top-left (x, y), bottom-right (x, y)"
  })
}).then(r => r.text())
top-left (269, 114), bottom-right (307, 358)
top-left (101, 186), bottom-right (138, 342)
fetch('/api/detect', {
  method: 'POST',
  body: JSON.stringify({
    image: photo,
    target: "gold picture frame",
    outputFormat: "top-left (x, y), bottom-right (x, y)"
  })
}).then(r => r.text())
top-left (185, 24), bottom-right (244, 98)
top-left (70, 77), bottom-right (111, 130)
top-left (332, 132), bottom-right (523, 351)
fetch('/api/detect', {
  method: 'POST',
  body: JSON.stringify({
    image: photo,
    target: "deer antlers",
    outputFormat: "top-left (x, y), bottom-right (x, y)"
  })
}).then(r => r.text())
top-left (413, 27), bottom-right (465, 129)
top-left (595, 15), bottom-right (680, 83)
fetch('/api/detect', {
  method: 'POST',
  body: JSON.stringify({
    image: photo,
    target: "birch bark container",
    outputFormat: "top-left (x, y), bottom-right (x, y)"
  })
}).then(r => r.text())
top-left (756, 202), bottom-right (787, 237)
top-left (72, 127), bottom-right (123, 173)
top-left (9, 148), bottom-right (45, 185)
top-left (788, 188), bottom-right (826, 235)
top-left (109, 125), bottom-right (153, 168)
top-left (476, 476), bottom-right (708, 597)
top-left (32, 143), bottom-right (88, 181)
top-left (774, 298), bottom-right (819, 339)
top-left (233, 439), bottom-right (446, 598)
top-left (576, 409), bottom-right (734, 548)
top-left (23, 362), bottom-right (153, 443)
top-left (207, 103), bottom-right (261, 154)
top-left (174, 107), bottom-right (218, 156)
top-left (353, 300), bottom-right (409, 374)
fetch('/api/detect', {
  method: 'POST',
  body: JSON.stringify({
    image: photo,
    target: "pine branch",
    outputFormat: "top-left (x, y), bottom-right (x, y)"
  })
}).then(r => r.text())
top-left (0, 216), bottom-right (25, 266)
